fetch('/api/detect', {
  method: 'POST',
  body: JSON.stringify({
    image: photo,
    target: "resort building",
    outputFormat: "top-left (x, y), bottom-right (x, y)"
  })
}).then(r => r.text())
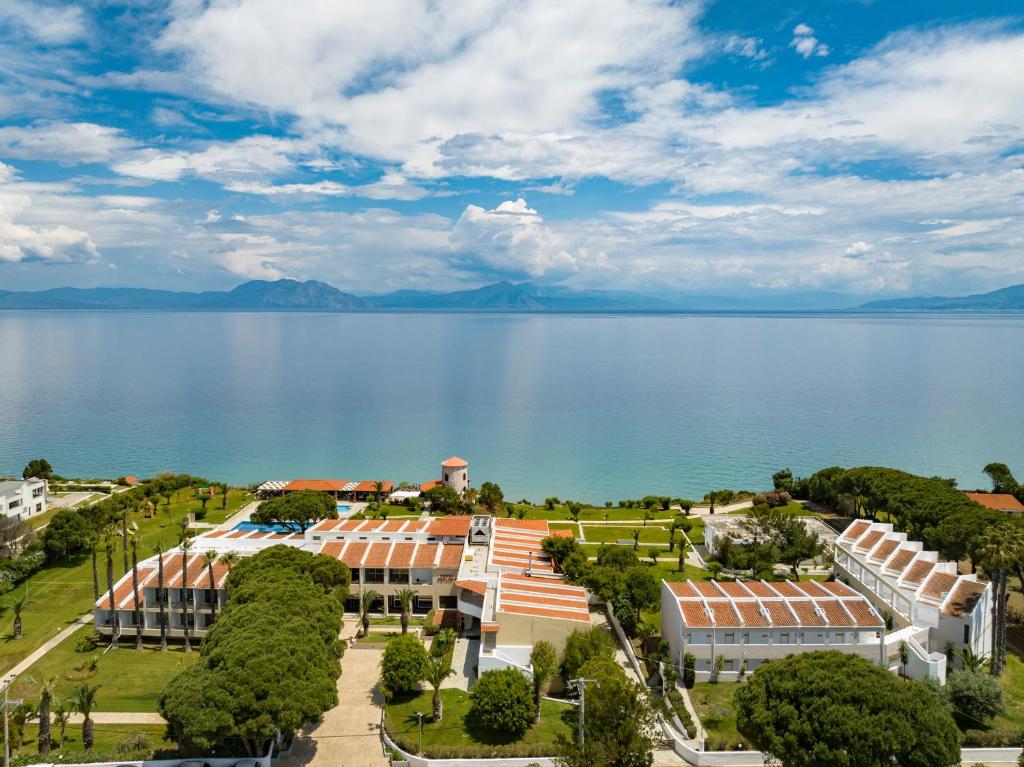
top-left (832, 519), bottom-right (991, 677)
top-left (441, 456), bottom-right (469, 494)
top-left (94, 509), bottom-right (592, 678)
top-left (0, 478), bottom-right (47, 521)
top-left (661, 578), bottom-right (887, 682)
top-left (965, 492), bottom-right (1024, 515)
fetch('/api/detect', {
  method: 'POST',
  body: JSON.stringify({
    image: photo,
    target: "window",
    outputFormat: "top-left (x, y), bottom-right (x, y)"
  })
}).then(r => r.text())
top-left (439, 596), bottom-right (457, 609)
top-left (364, 568), bottom-right (385, 584)
top-left (389, 569), bottom-right (409, 584)
top-left (964, 624), bottom-right (971, 644)
top-left (350, 569), bottom-right (360, 583)
top-left (724, 632), bottom-right (735, 644)
top-left (312, 535), bottom-right (321, 541)
top-left (835, 632), bottom-right (845, 644)
top-left (779, 633), bottom-right (790, 643)
top-left (444, 473), bottom-right (449, 481)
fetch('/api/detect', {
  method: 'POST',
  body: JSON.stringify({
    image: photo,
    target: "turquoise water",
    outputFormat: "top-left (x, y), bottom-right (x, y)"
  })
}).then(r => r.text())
top-left (0, 311), bottom-right (1021, 503)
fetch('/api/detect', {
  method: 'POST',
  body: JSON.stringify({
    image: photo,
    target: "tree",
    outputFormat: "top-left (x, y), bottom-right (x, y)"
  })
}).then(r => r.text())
top-left (22, 458), bottom-right (52, 480)
top-left (180, 536), bottom-right (194, 652)
top-left (11, 592), bottom-right (28, 639)
top-left (103, 526), bottom-right (120, 647)
top-left (68, 683), bottom-right (99, 750)
top-left (773, 468), bottom-right (795, 493)
top-left (632, 530), bottom-right (640, 551)
top-left (422, 656), bottom-right (454, 723)
top-left (567, 501), bottom-right (582, 523)
top-left (530, 640), bottom-right (558, 724)
top-left (976, 522), bottom-right (1023, 676)
top-left (251, 490), bottom-right (338, 532)
top-left (130, 533), bottom-right (143, 649)
top-left (424, 486), bottom-right (464, 516)
top-left (646, 547), bottom-right (660, 566)
top-left (556, 657), bottom-right (658, 767)
top-left (707, 561), bottom-right (723, 580)
top-left (470, 668), bottom-right (533, 738)
top-left (561, 626), bottom-right (616, 678)
top-left (42, 510), bottom-right (92, 561)
top-left (898, 640), bottom-right (910, 677)
top-left (956, 646), bottom-right (984, 673)
top-left (160, 546), bottom-right (343, 756)
top-left (35, 676), bottom-right (57, 754)
top-left (379, 633), bottom-right (429, 699)
top-left (52, 699), bottom-right (70, 749)
top-left (542, 535), bottom-right (580, 567)
top-left (776, 517), bottom-right (822, 579)
top-left (677, 534), bottom-right (690, 572)
top-left (89, 530), bottom-right (100, 602)
top-left (945, 669), bottom-right (1004, 728)
top-left (204, 549), bottom-right (220, 623)
top-left (983, 462), bottom-right (1019, 497)
top-left (153, 542), bottom-right (168, 652)
top-left (479, 482), bottom-right (504, 512)
top-left (396, 588), bottom-right (416, 634)
top-left (625, 568), bottom-right (660, 626)
top-left (734, 651), bottom-right (960, 767)
top-left (360, 589), bottom-right (378, 637)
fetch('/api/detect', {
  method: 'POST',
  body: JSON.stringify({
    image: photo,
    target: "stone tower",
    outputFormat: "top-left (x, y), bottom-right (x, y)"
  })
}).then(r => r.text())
top-left (441, 456), bottom-right (469, 494)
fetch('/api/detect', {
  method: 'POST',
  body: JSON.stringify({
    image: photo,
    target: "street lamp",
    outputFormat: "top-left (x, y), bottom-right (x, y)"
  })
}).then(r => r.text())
top-left (415, 711), bottom-right (424, 754)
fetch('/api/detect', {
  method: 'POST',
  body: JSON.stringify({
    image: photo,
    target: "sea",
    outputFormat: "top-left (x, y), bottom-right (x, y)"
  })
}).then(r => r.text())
top-left (1, 311), bottom-right (1021, 504)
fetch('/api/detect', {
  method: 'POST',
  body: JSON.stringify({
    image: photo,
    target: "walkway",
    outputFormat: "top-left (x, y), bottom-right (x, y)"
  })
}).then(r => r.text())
top-left (279, 625), bottom-right (388, 767)
top-left (3, 613), bottom-right (93, 678)
top-left (68, 712), bottom-right (165, 724)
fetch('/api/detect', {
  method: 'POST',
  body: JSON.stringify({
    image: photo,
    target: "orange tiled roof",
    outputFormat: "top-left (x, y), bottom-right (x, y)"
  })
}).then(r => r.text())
top-left (817, 599), bottom-right (854, 626)
top-left (439, 543), bottom-right (464, 568)
top-left (338, 541), bottom-right (368, 568)
top-left (413, 543), bottom-right (439, 568)
top-left (456, 579), bottom-right (487, 596)
top-left (680, 601), bottom-right (712, 627)
top-left (735, 601), bottom-right (769, 626)
top-left (943, 579), bottom-right (987, 617)
top-left (442, 456), bottom-right (469, 468)
top-left (789, 600), bottom-right (826, 626)
top-left (706, 599), bottom-right (742, 627)
top-left (843, 599), bottom-right (883, 627)
top-left (921, 571), bottom-right (959, 601)
top-left (714, 581), bottom-right (753, 597)
top-left (427, 516), bottom-right (473, 537)
top-left (854, 530), bottom-right (884, 551)
top-left (740, 580), bottom-right (778, 598)
top-left (902, 559), bottom-right (935, 585)
top-left (761, 600), bottom-right (797, 625)
top-left (839, 520), bottom-right (870, 542)
top-left (499, 603), bottom-right (590, 622)
top-left (363, 542), bottom-right (391, 568)
top-left (869, 539), bottom-right (900, 563)
top-left (283, 479), bottom-right (347, 492)
top-left (355, 480), bottom-right (394, 494)
top-left (767, 580), bottom-right (802, 597)
top-left (495, 518), bottom-right (550, 532)
top-left (420, 480), bottom-right (442, 493)
top-left (966, 492), bottom-right (1024, 512)
top-left (667, 581), bottom-right (700, 597)
top-left (387, 542), bottom-right (416, 568)
top-left (691, 581), bottom-right (723, 598)
top-left (814, 581), bottom-right (856, 597)
top-left (884, 547), bottom-right (917, 574)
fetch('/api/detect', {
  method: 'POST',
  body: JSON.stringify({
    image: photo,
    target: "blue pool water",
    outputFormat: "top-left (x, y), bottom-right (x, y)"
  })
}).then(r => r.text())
top-left (234, 521), bottom-right (293, 534)
top-left (1, 311), bottom-right (1022, 502)
top-left (337, 504), bottom-right (351, 513)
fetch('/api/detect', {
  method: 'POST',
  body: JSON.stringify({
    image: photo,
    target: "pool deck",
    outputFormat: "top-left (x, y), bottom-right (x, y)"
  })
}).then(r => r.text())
top-left (215, 500), bottom-right (368, 532)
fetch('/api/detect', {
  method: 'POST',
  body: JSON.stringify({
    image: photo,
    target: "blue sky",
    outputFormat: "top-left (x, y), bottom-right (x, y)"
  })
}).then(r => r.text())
top-left (0, 0), bottom-right (1022, 296)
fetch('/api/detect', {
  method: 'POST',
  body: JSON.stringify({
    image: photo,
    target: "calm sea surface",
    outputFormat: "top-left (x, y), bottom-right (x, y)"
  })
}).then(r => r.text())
top-left (1, 311), bottom-right (1021, 503)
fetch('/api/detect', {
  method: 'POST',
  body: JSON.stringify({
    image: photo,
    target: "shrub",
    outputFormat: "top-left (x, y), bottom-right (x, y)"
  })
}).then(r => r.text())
top-left (561, 626), bottom-right (616, 678)
top-left (422, 608), bottom-right (438, 636)
top-left (682, 653), bottom-right (695, 688)
top-left (379, 634), bottom-right (429, 699)
top-left (470, 668), bottom-right (534, 738)
top-left (945, 669), bottom-right (1004, 727)
top-left (963, 728), bottom-right (1021, 747)
top-left (115, 733), bottom-right (151, 754)
top-left (75, 631), bottom-right (102, 653)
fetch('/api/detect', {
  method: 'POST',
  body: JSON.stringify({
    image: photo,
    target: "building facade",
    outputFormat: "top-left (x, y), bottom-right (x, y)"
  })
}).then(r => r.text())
top-left (661, 578), bottom-right (887, 682)
top-left (0, 479), bottom-right (47, 521)
top-left (441, 456), bottom-right (469, 494)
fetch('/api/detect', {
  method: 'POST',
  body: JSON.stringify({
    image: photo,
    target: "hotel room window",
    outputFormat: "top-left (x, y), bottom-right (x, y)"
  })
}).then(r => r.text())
top-left (364, 568), bottom-right (385, 583)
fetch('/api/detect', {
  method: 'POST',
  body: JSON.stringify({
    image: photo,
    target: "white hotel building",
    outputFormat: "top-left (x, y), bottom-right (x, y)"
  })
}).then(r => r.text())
top-left (832, 519), bottom-right (991, 673)
top-left (0, 478), bottom-right (47, 521)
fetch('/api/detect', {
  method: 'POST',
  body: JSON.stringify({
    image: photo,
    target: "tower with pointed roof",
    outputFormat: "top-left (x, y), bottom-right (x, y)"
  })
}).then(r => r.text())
top-left (441, 456), bottom-right (469, 494)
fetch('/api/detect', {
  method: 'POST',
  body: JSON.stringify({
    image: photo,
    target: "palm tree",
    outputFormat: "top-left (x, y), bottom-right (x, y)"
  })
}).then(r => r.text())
top-left (52, 700), bottom-right (70, 749)
top-left (956, 646), bottom-right (985, 673)
top-left (977, 524), bottom-right (1021, 676)
top-left (129, 532), bottom-right (143, 650)
top-left (103, 525), bottom-right (119, 648)
top-left (632, 529), bottom-right (640, 551)
top-left (220, 482), bottom-right (229, 510)
top-left (11, 701), bottom-right (35, 749)
top-left (667, 521), bottom-right (678, 553)
top-left (152, 541), bottom-right (168, 652)
top-left (422, 656), bottom-right (454, 723)
top-left (119, 508), bottom-right (131, 573)
top-left (88, 530), bottom-right (100, 602)
top-left (11, 592), bottom-right (28, 639)
top-left (35, 675), bottom-right (57, 754)
top-left (219, 551), bottom-right (239, 597)
top-left (360, 589), bottom-right (379, 637)
top-left (897, 640), bottom-right (909, 678)
top-left (373, 481), bottom-right (384, 505)
top-left (203, 550), bottom-right (219, 623)
top-left (677, 536), bottom-right (690, 573)
top-left (396, 588), bottom-right (416, 634)
top-left (179, 537), bottom-right (194, 652)
top-left (68, 683), bottom-right (99, 750)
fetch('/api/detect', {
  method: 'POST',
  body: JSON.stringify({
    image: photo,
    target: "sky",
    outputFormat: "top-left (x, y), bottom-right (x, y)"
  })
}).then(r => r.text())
top-left (0, 0), bottom-right (1022, 297)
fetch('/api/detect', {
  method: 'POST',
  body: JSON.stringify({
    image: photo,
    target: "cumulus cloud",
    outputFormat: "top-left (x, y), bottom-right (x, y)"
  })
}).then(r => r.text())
top-left (0, 1), bottom-right (86, 45)
top-left (790, 23), bottom-right (830, 58)
top-left (226, 172), bottom-right (431, 201)
top-left (724, 34), bottom-right (770, 63)
top-left (0, 122), bottom-right (133, 164)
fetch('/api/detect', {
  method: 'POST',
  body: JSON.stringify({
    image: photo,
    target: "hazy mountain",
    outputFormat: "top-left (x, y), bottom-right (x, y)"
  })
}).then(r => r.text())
top-left (859, 284), bottom-right (1024, 311)
top-left (215, 279), bottom-right (366, 309)
top-left (367, 281), bottom-right (542, 310)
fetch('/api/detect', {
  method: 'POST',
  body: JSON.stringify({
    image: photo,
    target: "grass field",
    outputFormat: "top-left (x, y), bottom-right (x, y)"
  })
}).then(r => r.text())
top-left (387, 689), bottom-right (573, 750)
top-left (510, 504), bottom-right (676, 522)
top-left (548, 522), bottom-right (580, 536)
top-left (9, 625), bottom-right (198, 712)
top-left (994, 652), bottom-right (1024, 731)
top-left (690, 682), bottom-right (750, 750)
top-left (582, 525), bottom-right (672, 544)
top-left (726, 502), bottom-right (815, 517)
top-left (0, 486), bottom-right (251, 674)
top-left (14, 723), bottom-right (173, 762)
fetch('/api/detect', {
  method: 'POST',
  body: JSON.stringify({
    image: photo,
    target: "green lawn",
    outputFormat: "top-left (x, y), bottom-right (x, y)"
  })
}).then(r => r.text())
top-left (994, 651), bottom-right (1024, 731)
top-left (582, 525), bottom-right (671, 544)
top-left (386, 689), bottom-right (573, 751)
top-left (10, 626), bottom-right (199, 712)
top-left (683, 525), bottom-right (705, 544)
top-left (0, 485), bottom-right (250, 675)
top-left (15, 723), bottom-right (173, 762)
top-left (726, 502), bottom-right (816, 517)
top-left (548, 522), bottom-right (580, 536)
top-left (690, 682), bottom-right (750, 750)
top-left (188, 487), bottom-right (253, 525)
top-left (509, 504), bottom-right (676, 522)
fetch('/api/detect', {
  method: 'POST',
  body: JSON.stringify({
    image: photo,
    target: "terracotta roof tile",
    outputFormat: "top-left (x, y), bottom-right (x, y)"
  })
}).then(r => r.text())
top-left (706, 599), bottom-right (742, 627)
top-left (943, 579), bottom-right (987, 617)
top-left (355, 480), bottom-right (393, 494)
top-left (499, 603), bottom-right (590, 622)
top-left (420, 480), bottom-right (442, 493)
top-left (839, 520), bottom-right (870, 542)
top-left (427, 516), bottom-right (473, 537)
top-left (762, 600), bottom-right (798, 626)
top-left (692, 581), bottom-right (723, 598)
top-left (283, 479), bottom-right (347, 492)
top-left (413, 543), bottom-right (439, 568)
top-left (363, 542), bottom-right (391, 568)
top-left (442, 456), bottom-right (469, 468)
top-left (338, 541), bottom-right (368, 568)
top-left (884, 548), bottom-right (917, 574)
top-left (741, 580), bottom-right (778, 598)
top-left (714, 581), bottom-right (754, 597)
top-left (869, 539), bottom-right (900, 563)
top-left (902, 559), bottom-right (935, 585)
top-left (817, 599), bottom-right (854, 626)
top-left (667, 581), bottom-right (700, 597)
top-left (439, 543), bottom-right (464, 568)
top-left (789, 600), bottom-right (826, 626)
top-left (735, 601), bottom-right (769, 626)
top-left (495, 518), bottom-right (550, 532)
top-left (842, 599), bottom-right (883, 628)
top-left (766, 581), bottom-right (802, 597)
top-left (966, 492), bottom-right (1024, 512)
top-left (387, 542), bottom-right (416, 568)
top-left (679, 600), bottom-right (712, 627)
top-left (854, 530), bottom-right (884, 552)
top-left (814, 581), bottom-right (856, 597)
top-left (456, 579), bottom-right (487, 596)
top-left (921, 571), bottom-right (959, 601)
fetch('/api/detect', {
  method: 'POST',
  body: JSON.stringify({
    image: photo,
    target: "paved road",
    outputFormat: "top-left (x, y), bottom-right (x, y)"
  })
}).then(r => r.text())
top-left (280, 628), bottom-right (389, 767)
top-left (3, 613), bottom-right (94, 679)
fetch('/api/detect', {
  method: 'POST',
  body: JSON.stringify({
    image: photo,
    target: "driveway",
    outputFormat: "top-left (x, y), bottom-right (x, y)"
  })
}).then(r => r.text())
top-left (280, 640), bottom-right (389, 767)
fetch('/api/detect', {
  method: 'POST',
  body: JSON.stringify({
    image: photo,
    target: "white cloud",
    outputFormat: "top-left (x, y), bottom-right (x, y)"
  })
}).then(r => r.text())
top-left (790, 23), bottom-right (830, 58)
top-left (0, 122), bottom-right (133, 164)
top-left (845, 241), bottom-right (874, 256)
top-left (724, 35), bottom-right (769, 63)
top-left (927, 218), bottom-right (1011, 238)
top-left (0, 1), bottom-right (86, 45)
top-left (227, 172), bottom-right (431, 201)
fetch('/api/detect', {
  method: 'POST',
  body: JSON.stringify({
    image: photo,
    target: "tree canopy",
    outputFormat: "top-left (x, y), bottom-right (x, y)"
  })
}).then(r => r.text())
top-left (469, 668), bottom-right (534, 739)
top-left (250, 490), bottom-right (338, 533)
top-left (561, 626), bottom-right (616, 678)
top-left (734, 651), bottom-right (960, 767)
top-left (23, 458), bottom-right (53, 480)
top-left (379, 634), bottom-right (429, 699)
top-left (423, 486), bottom-right (465, 515)
top-left (159, 545), bottom-right (347, 756)
top-left (41, 509), bottom-right (93, 561)
top-left (478, 481), bottom-right (504, 512)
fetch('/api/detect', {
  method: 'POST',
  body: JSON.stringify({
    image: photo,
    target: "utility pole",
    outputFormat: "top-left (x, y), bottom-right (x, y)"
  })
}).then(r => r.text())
top-left (569, 678), bottom-right (596, 746)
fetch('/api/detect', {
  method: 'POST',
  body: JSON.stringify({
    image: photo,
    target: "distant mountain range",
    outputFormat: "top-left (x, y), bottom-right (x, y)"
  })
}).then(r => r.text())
top-left (857, 284), bottom-right (1024, 311)
top-left (0, 279), bottom-right (1021, 313)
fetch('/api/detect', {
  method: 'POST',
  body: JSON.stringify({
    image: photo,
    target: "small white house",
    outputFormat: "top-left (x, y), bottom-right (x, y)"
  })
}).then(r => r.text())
top-left (0, 479), bottom-right (47, 521)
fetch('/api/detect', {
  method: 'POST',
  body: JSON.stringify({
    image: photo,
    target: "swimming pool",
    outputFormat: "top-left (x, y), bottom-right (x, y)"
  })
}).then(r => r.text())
top-left (337, 504), bottom-right (351, 513)
top-left (233, 521), bottom-right (293, 533)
